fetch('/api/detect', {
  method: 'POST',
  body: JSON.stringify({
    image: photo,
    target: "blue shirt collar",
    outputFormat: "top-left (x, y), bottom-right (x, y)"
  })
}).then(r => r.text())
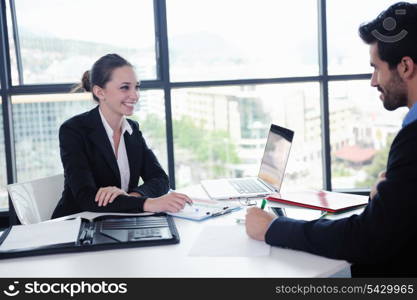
top-left (402, 102), bottom-right (417, 128)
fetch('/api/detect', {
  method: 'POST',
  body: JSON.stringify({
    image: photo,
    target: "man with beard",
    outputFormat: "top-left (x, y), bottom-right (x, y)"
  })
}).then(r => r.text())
top-left (245, 2), bottom-right (417, 277)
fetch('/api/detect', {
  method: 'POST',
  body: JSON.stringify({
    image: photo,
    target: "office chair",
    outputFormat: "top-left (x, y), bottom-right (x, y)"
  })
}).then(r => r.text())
top-left (7, 174), bottom-right (64, 225)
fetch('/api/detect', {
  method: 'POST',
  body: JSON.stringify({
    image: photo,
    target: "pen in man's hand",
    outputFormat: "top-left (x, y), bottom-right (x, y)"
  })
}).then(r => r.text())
top-left (260, 198), bottom-right (267, 210)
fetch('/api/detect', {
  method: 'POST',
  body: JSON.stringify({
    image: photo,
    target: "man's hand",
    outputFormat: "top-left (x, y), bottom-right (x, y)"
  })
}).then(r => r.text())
top-left (370, 170), bottom-right (386, 199)
top-left (95, 186), bottom-right (128, 207)
top-left (143, 191), bottom-right (193, 213)
top-left (245, 207), bottom-right (277, 241)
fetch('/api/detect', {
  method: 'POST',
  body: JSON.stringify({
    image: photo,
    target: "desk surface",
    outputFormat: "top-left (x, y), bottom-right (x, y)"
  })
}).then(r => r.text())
top-left (0, 186), bottom-right (353, 278)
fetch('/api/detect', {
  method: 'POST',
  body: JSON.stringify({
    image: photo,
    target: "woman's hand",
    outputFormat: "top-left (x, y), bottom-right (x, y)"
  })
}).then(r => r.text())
top-left (143, 192), bottom-right (193, 213)
top-left (95, 186), bottom-right (128, 207)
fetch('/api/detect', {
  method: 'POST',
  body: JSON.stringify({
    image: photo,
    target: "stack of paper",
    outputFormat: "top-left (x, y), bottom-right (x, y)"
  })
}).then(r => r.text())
top-left (0, 218), bottom-right (81, 251)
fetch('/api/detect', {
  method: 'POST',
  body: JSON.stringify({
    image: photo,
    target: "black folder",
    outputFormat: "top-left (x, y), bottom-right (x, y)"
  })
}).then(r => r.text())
top-left (0, 213), bottom-right (179, 260)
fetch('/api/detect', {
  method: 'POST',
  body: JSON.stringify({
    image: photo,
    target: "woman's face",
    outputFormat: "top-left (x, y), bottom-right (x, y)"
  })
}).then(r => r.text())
top-left (95, 65), bottom-right (140, 117)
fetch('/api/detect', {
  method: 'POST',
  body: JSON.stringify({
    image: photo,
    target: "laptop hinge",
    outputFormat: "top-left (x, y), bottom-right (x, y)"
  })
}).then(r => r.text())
top-left (257, 178), bottom-right (278, 192)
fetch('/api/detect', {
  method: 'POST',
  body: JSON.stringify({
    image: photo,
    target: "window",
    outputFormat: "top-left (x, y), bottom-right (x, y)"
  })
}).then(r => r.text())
top-left (12, 93), bottom-right (94, 182)
top-left (167, 0), bottom-right (318, 81)
top-left (327, 0), bottom-right (401, 75)
top-left (11, 0), bottom-right (156, 84)
top-left (329, 80), bottom-right (406, 189)
top-left (12, 90), bottom-right (167, 182)
top-left (131, 90), bottom-right (168, 173)
top-left (171, 83), bottom-right (323, 189)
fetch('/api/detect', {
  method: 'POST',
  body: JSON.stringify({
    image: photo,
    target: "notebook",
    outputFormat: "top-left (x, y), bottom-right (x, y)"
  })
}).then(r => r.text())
top-left (0, 213), bottom-right (179, 260)
top-left (267, 190), bottom-right (369, 213)
top-left (201, 124), bottom-right (294, 200)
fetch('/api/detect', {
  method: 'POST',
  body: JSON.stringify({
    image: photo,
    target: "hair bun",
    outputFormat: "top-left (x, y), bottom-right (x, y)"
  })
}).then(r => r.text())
top-left (81, 70), bottom-right (91, 92)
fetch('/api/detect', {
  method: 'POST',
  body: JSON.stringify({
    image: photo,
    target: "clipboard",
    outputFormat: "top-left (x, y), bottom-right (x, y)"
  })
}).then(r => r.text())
top-left (168, 198), bottom-right (242, 221)
top-left (0, 213), bottom-right (179, 260)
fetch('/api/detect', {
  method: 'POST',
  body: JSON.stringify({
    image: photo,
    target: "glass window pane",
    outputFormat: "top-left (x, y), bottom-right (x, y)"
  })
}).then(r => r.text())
top-left (171, 83), bottom-right (323, 190)
top-left (12, 90), bottom-right (167, 182)
top-left (0, 99), bottom-right (8, 210)
top-left (13, 0), bottom-right (156, 84)
top-left (167, 0), bottom-right (318, 82)
top-left (131, 90), bottom-right (168, 173)
top-left (329, 80), bottom-right (407, 189)
top-left (13, 93), bottom-right (94, 181)
top-left (328, 0), bottom-right (401, 75)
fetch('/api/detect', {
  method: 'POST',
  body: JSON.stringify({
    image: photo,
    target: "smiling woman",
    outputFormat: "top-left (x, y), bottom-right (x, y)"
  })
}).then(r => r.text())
top-left (52, 54), bottom-right (192, 219)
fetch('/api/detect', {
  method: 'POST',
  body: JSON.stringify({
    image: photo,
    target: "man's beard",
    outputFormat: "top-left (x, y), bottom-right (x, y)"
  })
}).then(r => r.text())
top-left (379, 70), bottom-right (408, 111)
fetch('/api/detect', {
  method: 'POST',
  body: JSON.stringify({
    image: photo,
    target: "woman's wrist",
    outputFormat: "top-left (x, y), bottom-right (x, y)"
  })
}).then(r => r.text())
top-left (129, 192), bottom-right (142, 197)
top-left (143, 197), bottom-right (154, 212)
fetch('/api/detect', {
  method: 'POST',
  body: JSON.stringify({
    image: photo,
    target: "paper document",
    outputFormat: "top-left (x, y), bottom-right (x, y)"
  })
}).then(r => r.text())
top-left (169, 198), bottom-right (241, 221)
top-left (189, 225), bottom-right (270, 257)
top-left (0, 218), bottom-right (81, 251)
top-left (51, 212), bottom-right (154, 223)
top-left (271, 206), bottom-right (325, 221)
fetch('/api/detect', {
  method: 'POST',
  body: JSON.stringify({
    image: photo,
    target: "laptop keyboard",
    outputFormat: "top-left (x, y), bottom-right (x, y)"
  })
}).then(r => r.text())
top-left (229, 179), bottom-right (269, 194)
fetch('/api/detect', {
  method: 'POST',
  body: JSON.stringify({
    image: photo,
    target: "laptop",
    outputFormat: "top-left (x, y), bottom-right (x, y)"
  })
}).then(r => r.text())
top-left (201, 124), bottom-right (294, 200)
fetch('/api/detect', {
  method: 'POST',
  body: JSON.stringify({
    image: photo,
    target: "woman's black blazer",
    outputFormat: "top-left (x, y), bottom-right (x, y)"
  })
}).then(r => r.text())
top-left (52, 106), bottom-right (169, 218)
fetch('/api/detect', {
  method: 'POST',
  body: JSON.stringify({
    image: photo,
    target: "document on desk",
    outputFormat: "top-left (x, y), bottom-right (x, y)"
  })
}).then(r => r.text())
top-left (0, 218), bottom-right (81, 251)
top-left (53, 211), bottom-right (154, 222)
top-left (168, 198), bottom-right (241, 221)
top-left (189, 225), bottom-right (270, 257)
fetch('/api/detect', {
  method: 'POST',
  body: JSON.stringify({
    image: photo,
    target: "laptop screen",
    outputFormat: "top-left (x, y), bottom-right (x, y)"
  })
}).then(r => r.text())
top-left (258, 124), bottom-right (294, 191)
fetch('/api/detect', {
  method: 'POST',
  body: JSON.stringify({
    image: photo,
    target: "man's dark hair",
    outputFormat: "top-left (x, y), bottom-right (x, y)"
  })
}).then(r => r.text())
top-left (359, 2), bottom-right (417, 69)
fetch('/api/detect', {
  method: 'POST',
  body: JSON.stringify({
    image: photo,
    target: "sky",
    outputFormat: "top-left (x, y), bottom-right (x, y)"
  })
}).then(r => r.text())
top-left (13, 0), bottom-right (155, 47)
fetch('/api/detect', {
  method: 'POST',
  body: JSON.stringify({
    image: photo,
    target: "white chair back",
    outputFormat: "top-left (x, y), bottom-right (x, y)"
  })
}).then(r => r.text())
top-left (7, 174), bottom-right (64, 224)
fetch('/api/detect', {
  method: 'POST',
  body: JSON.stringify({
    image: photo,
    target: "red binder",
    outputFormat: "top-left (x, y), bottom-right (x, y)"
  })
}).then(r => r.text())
top-left (267, 190), bottom-right (369, 213)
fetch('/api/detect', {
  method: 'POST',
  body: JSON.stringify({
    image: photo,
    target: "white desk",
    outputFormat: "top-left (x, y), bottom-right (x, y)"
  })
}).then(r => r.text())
top-left (0, 186), bottom-right (352, 278)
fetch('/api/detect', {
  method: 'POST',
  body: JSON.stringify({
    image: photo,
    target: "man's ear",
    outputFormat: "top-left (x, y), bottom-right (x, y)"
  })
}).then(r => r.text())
top-left (398, 56), bottom-right (416, 80)
top-left (92, 85), bottom-right (105, 101)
